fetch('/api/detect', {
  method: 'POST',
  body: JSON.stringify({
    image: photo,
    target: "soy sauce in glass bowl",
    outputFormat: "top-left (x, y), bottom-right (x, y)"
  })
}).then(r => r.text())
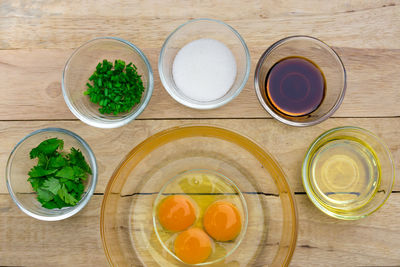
top-left (254, 36), bottom-right (346, 127)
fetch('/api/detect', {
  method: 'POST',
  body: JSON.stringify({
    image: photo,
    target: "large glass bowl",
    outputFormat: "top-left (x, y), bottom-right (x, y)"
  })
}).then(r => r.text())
top-left (159, 19), bottom-right (250, 109)
top-left (6, 128), bottom-right (98, 221)
top-left (62, 37), bottom-right (154, 128)
top-left (254, 36), bottom-right (346, 126)
top-left (302, 126), bottom-right (395, 220)
top-left (100, 125), bottom-right (297, 266)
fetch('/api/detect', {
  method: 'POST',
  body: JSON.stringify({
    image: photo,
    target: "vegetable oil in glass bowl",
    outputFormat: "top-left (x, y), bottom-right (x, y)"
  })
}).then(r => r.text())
top-left (302, 127), bottom-right (394, 220)
top-left (308, 137), bottom-right (380, 212)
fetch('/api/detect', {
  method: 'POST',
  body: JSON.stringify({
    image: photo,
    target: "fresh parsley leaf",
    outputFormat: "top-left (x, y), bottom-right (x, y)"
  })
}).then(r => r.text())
top-left (42, 200), bottom-right (58, 209)
top-left (58, 184), bottom-right (78, 206)
top-left (28, 166), bottom-right (57, 178)
top-left (42, 177), bottom-right (61, 195)
top-left (68, 148), bottom-right (92, 174)
top-left (54, 195), bottom-right (71, 208)
top-left (37, 188), bottom-right (54, 203)
top-left (29, 138), bottom-right (64, 159)
top-left (28, 177), bottom-right (41, 191)
top-left (73, 166), bottom-right (88, 181)
top-left (64, 180), bottom-right (76, 192)
top-left (37, 154), bottom-right (48, 167)
top-left (55, 166), bottom-right (75, 180)
top-left (65, 181), bottom-right (85, 197)
top-left (48, 154), bottom-right (67, 169)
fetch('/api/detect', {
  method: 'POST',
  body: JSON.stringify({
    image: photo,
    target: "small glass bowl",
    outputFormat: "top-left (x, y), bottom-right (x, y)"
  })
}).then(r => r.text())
top-left (159, 18), bottom-right (250, 109)
top-left (254, 36), bottom-right (346, 126)
top-left (302, 126), bottom-right (394, 220)
top-left (62, 37), bottom-right (154, 128)
top-left (152, 169), bottom-right (248, 265)
top-left (6, 128), bottom-right (98, 221)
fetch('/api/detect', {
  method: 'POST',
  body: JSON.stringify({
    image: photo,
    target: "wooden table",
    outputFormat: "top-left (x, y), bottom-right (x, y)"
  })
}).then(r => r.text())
top-left (1, 1), bottom-right (399, 266)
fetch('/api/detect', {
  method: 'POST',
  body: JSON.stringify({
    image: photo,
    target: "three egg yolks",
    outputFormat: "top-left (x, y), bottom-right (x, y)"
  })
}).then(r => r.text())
top-left (203, 201), bottom-right (242, 241)
top-left (174, 228), bottom-right (212, 264)
top-left (157, 196), bottom-right (242, 264)
top-left (157, 195), bottom-right (196, 232)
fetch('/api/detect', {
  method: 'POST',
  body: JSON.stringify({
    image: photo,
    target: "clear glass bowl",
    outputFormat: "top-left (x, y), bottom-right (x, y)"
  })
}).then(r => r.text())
top-left (153, 169), bottom-right (248, 265)
top-left (254, 36), bottom-right (346, 126)
top-left (302, 126), bottom-right (394, 220)
top-left (6, 128), bottom-right (98, 221)
top-left (159, 19), bottom-right (251, 109)
top-left (100, 125), bottom-right (297, 266)
top-left (62, 37), bottom-right (154, 128)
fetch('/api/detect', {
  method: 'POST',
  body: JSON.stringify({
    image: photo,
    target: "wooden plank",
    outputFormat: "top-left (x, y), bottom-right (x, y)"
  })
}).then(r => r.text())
top-left (1, 118), bottom-right (399, 194)
top-left (1, 193), bottom-right (399, 266)
top-left (1, 2), bottom-right (399, 50)
top-left (0, 194), bottom-right (107, 267)
top-left (0, 47), bottom-right (399, 120)
top-left (292, 193), bottom-right (400, 266)
top-left (1, 1), bottom-right (396, 20)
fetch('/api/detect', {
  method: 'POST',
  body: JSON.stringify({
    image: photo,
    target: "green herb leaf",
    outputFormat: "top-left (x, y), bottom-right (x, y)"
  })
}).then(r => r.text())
top-left (37, 154), bottom-right (48, 167)
top-left (37, 188), bottom-right (54, 203)
top-left (42, 177), bottom-right (61, 195)
top-left (28, 166), bottom-right (57, 178)
top-left (68, 148), bottom-right (92, 174)
top-left (55, 166), bottom-right (75, 180)
top-left (73, 166), bottom-right (88, 181)
top-left (42, 200), bottom-right (58, 209)
top-left (29, 138), bottom-right (64, 159)
top-left (58, 184), bottom-right (78, 206)
top-left (28, 177), bottom-right (41, 191)
top-left (54, 195), bottom-right (70, 208)
top-left (48, 154), bottom-right (67, 169)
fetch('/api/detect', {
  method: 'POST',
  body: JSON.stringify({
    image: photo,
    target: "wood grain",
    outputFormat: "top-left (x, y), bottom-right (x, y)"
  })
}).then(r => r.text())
top-left (1, 1), bottom-right (399, 49)
top-left (1, 194), bottom-right (399, 266)
top-left (1, 1), bottom-right (397, 21)
top-left (1, 118), bottom-right (399, 195)
top-left (0, 194), bottom-right (107, 267)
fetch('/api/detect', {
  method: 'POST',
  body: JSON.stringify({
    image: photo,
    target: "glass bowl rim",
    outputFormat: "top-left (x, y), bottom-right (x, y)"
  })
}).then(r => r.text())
top-left (158, 18), bottom-right (251, 110)
top-left (152, 168), bottom-right (249, 266)
top-left (62, 36), bottom-right (154, 129)
top-left (100, 124), bottom-right (298, 266)
top-left (6, 127), bottom-right (98, 221)
top-left (301, 126), bottom-right (395, 220)
top-left (254, 35), bottom-right (347, 127)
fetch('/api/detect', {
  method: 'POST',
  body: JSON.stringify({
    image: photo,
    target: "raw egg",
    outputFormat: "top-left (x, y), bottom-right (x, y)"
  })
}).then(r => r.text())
top-left (174, 228), bottom-right (212, 264)
top-left (203, 201), bottom-right (242, 241)
top-left (157, 195), bottom-right (196, 232)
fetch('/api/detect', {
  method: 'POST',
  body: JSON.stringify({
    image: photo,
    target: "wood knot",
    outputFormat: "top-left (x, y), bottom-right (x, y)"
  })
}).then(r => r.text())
top-left (46, 81), bottom-right (61, 98)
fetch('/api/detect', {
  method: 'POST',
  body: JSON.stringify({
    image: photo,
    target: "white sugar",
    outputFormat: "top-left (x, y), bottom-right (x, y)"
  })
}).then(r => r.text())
top-left (172, 38), bottom-right (237, 102)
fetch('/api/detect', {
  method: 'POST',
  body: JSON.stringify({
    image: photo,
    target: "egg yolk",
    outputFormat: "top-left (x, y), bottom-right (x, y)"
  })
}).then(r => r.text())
top-left (157, 195), bottom-right (196, 232)
top-left (203, 201), bottom-right (242, 241)
top-left (174, 228), bottom-right (212, 264)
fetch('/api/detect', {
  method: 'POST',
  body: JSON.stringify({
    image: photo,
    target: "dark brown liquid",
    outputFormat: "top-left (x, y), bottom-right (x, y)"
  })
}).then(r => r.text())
top-left (265, 57), bottom-right (325, 117)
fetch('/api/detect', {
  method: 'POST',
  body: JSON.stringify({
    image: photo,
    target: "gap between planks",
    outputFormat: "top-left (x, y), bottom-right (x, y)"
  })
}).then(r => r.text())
top-left (0, 116), bottom-right (400, 122)
top-left (2, 191), bottom-right (399, 196)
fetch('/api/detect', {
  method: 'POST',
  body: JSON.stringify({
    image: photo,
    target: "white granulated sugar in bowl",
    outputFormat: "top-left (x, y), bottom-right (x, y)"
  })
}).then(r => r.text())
top-left (172, 38), bottom-right (237, 102)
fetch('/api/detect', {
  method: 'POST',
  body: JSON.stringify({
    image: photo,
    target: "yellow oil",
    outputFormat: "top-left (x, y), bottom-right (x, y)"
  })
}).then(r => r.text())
top-left (309, 137), bottom-right (381, 212)
top-left (153, 170), bottom-right (246, 264)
